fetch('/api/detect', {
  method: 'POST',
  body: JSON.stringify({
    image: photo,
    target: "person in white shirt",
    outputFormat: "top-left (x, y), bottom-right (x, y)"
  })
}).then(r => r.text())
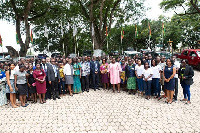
top-left (63, 58), bottom-right (73, 96)
top-left (135, 59), bottom-right (144, 96)
top-left (172, 56), bottom-right (180, 101)
top-left (142, 61), bottom-right (153, 100)
top-left (151, 59), bottom-right (162, 98)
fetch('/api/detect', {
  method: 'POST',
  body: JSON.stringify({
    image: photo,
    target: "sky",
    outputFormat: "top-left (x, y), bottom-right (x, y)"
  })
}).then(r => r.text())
top-left (0, 0), bottom-right (175, 54)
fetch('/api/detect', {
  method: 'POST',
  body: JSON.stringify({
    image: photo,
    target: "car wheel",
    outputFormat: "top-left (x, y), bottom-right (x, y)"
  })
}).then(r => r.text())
top-left (198, 63), bottom-right (200, 70)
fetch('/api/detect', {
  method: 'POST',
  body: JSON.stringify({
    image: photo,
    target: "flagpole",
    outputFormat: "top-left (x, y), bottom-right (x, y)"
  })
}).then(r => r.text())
top-left (2, 46), bottom-right (4, 59)
top-left (74, 36), bottom-right (76, 54)
top-left (107, 38), bottom-right (108, 51)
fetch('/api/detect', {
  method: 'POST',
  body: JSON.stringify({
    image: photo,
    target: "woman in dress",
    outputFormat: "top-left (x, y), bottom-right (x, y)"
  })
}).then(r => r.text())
top-left (64, 58), bottom-right (74, 96)
top-left (6, 62), bottom-right (18, 108)
top-left (27, 63), bottom-right (37, 103)
top-left (151, 59), bottom-right (161, 98)
top-left (0, 69), bottom-right (7, 106)
top-left (125, 59), bottom-right (136, 95)
top-left (14, 65), bottom-right (29, 107)
top-left (142, 62), bottom-right (153, 100)
top-left (33, 63), bottom-right (46, 104)
top-left (73, 58), bottom-right (82, 94)
top-left (178, 59), bottom-right (194, 104)
top-left (108, 58), bottom-right (122, 93)
top-left (100, 59), bottom-right (109, 90)
top-left (163, 59), bottom-right (176, 104)
top-left (135, 59), bottom-right (144, 96)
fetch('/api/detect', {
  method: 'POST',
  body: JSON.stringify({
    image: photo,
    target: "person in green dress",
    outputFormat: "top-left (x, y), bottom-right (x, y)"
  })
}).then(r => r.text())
top-left (73, 58), bottom-right (82, 94)
top-left (125, 59), bottom-right (137, 95)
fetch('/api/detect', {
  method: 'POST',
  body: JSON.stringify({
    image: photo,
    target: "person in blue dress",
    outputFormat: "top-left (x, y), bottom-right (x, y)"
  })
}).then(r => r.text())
top-left (163, 58), bottom-right (176, 104)
top-left (0, 70), bottom-right (7, 106)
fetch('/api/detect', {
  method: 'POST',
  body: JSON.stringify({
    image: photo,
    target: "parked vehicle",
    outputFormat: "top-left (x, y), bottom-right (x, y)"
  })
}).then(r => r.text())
top-left (69, 53), bottom-right (77, 58)
top-left (177, 49), bottom-right (200, 69)
top-left (83, 50), bottom-right (92, 56)
top-left (93, 49), bottom-right (105, 57)
top-left (26, 55), bottom-right (36, 59)
top-left (109, 51), bottom-right (120, 56)
top-left (155, 51), bottom-right (172, 59)
top-left (37, 54), bottom-right (48, 59)
top-left (51, 52), bottom-right (62, 58)
top-left (124, 51), bottom-right (141, 58)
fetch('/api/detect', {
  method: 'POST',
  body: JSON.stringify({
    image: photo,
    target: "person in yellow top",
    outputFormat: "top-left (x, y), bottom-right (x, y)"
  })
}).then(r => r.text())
top-left (58, 61), bottom-right (66, 96)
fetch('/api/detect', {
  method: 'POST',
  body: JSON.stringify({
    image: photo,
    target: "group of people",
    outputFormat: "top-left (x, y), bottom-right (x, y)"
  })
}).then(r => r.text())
top-left (0, 53), bottom-right (194, 108)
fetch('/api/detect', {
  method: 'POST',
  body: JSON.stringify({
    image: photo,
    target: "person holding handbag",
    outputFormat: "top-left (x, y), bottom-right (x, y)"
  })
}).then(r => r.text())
top-left (27, 63), bottom-right (37, 103)
top-left (178, 59), bottom-right (194, 104)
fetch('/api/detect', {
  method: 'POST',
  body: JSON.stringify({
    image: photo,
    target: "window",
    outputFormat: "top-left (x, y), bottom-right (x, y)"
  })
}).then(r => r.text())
top-left (196, 51), bottom-right (200, 57)
top-left (183, 51), bottom-right (188, 56)
top-left (189, 51), bottom-right (196, 57)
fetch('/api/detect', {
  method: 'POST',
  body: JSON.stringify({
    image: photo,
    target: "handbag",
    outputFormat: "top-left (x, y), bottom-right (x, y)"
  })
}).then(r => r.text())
top-left (32, 83), bottom-right (36, 87)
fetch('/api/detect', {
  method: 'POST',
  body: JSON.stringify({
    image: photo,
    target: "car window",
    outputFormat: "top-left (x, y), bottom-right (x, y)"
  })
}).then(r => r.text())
top-left (189, 51), bottom-right (196, 57)
top-left (196, 51), bottom-right (200, 57)
top-left (183, 51), bottom-right (188, 56)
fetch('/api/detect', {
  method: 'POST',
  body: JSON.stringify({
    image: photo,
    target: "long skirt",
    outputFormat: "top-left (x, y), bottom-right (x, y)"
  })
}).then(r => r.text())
top-left (73, 75), bottom-right (82, 94)
top-left (127, 77), bottom-right (136, 90)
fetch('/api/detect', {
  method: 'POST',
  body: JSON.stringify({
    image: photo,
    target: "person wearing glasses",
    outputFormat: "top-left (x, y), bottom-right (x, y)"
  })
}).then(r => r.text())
top-left (47, 59), bottom-right (60, 100)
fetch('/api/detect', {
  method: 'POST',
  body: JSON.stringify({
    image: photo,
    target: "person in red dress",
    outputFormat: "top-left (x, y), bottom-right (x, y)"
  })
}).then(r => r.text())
top-left (33, 63), bottom-right (46, 104)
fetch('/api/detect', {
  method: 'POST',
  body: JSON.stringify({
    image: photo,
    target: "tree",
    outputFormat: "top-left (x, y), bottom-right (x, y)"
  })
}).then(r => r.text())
top-left (160, 0), bottom-right (200, 15)
top-left (0, 0), bottom-right (52, 56)
top-left (72, 0), bottom-right (146, 50)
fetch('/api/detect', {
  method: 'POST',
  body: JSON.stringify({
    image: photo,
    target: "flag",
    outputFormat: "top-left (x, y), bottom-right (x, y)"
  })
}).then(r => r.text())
top-left (73, 24), bottom-right (77, 37)
top-left (121, 27), bottom-right (124, 39)
top-left (162, 22), bottom-right (165, 36)
top-left (106, 26), bottom-right (108, 37)
top-left (106, 26), bottom-right (109, 50)
top-left (0, 34), bottom-right (2, 47)
top-left (30, 29), bottom-right (33, 44)
top-left (135, 24), bottom-right (138, 39)
top-left (16, 32), bottom-right (19, 44)
top-left (148, 22), bottom-right (151, 38)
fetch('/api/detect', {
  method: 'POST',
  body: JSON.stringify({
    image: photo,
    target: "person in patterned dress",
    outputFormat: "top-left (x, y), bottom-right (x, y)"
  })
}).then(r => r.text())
top-left (125, 59), bottom-right (136, 95)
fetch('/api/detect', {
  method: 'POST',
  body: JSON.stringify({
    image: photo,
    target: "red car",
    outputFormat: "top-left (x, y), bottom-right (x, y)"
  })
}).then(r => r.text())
top-left (177, 49), bottom-right (200, 69)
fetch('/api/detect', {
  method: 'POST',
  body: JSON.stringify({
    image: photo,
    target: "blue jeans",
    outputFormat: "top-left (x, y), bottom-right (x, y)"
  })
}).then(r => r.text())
top-left (144, 80), bottom-right (152, 96)
top-left (137, 78), bottom-right (144, 92)
top-left (181, 81), bottom-right (191, 101)
top-left (152, 78), bottom-right (160, 97)
top-left (58, 78), bottom-right (65, 94)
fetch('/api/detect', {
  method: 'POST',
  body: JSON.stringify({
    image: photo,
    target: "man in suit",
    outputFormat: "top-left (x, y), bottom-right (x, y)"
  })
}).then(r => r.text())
top-left (41, 59), bottom-right (51, 100)
top-left (47, 58), bottom-right (60, 100)
top-left (90, 56), bottom-right (100, 91)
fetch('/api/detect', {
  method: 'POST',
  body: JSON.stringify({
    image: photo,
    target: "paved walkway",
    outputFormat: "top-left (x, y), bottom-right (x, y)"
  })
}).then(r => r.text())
top-left (0, 70), bottom-right (200, 133)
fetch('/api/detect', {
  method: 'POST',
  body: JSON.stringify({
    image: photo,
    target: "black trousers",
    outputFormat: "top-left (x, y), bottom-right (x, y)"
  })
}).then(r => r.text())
top-left (81, 75), bottom-right (89, 91)
top-left (45, 77), bottom-right (51, 99)
top-left (51, 77), bottom-right (59, 98)
top-left (174, 78), bottom-right (178, 100)
top-left (93, 73), bottom-right (99, 89)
